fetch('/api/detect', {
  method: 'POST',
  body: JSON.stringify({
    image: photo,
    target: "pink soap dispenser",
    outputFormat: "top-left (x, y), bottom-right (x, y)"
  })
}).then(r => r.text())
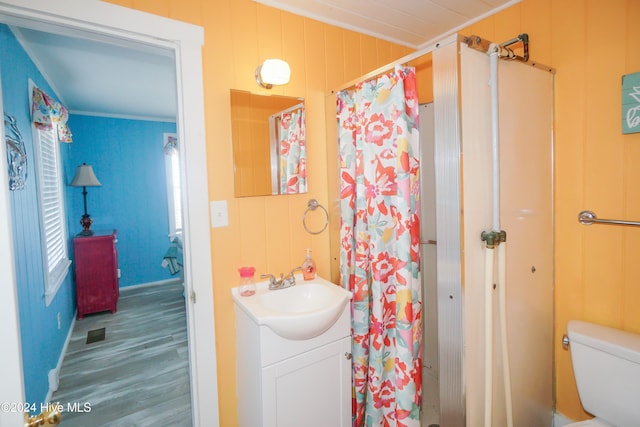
top-left (238, 266), bottom-right (256, 296)
top-left (302, 249), bottom-right (316, 281)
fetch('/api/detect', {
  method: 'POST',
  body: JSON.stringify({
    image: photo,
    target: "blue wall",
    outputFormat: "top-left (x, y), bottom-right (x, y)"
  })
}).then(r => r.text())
top-left (0, 24), bottom-right (76, 407)
top-left (65, 115), bottom-right (176, 288)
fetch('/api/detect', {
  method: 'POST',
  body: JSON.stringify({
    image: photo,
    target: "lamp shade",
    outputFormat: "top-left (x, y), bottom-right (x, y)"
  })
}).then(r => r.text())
top-left (256, 59), bottom-right (291, 88)
top-left (70, 164), bottom-right (101, 187)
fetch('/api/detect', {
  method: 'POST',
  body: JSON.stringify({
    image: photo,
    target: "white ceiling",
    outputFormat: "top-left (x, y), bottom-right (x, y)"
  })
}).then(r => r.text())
top-left (6, 0), bottom-right (519, 122)
top-left (10, 25), bottom-right (177, 122)
top-left (254, 0), bottom-right (520, 49)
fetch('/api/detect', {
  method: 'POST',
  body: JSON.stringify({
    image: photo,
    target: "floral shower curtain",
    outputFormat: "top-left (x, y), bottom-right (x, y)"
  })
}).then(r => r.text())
top-left (338, 66), bottom-right (422, 427)
top-left (278, 105), bottom-right (307, 194)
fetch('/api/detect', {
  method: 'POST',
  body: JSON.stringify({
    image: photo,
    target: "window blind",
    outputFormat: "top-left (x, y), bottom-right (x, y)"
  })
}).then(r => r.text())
top-left (37, 126), bottom-right (67, 273)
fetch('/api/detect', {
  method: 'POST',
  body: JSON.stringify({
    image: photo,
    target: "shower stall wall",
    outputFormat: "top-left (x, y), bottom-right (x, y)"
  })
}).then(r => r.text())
top-left (434, 37), bottom-right (554, 426)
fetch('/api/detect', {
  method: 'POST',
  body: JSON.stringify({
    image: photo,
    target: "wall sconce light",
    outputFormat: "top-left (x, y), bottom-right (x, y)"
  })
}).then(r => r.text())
top-left (70, 163), bottom-right (102, 235)
top-left (255, 59), bottom-right (291, 89)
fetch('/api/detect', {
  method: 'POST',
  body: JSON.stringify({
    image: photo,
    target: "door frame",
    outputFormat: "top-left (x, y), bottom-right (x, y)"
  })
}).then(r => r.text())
top-left (0, 1), bottom-right (219, 426)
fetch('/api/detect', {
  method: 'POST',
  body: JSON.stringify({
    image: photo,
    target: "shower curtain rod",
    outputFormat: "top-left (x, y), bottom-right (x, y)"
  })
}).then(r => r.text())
top-left (269, 101), bottom-right (304, 119)
top-left (331, 33), bottom-right (462, 93)
top-left (332, 33), bottom-right (553, 95)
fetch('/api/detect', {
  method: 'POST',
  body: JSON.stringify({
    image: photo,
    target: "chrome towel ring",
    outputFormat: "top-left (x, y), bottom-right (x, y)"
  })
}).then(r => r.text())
top-left (303, 199), bottom-right (329, 235)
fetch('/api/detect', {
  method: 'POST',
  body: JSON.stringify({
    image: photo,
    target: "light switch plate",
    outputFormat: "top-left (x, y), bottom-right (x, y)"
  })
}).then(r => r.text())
top-left (210, 200), bottom-right (229, 228)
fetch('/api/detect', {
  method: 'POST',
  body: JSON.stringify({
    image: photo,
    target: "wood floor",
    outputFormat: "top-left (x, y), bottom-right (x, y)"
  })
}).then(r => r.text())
top-left (51, 282), bottom-right (192, 427)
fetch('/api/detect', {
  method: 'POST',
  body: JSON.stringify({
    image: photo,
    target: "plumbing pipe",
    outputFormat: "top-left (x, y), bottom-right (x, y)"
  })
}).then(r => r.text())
top-left (488, 43), bottom-right (514, 427)
top-left (483, 245), bottom-right (494, 427)
top-left (482, 45), bottom-right (501, 427)
top-left (498, 242), bottom-right (513, 427)
top-left (490, 46), bottom-right (500, 231)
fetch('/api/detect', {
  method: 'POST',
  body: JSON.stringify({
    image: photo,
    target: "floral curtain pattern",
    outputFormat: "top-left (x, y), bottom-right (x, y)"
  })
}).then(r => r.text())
top-left (338, 66), bottom-right (422, 427)
top-left (278, 106), bottom-right (307, 194)
top-left (31, 86), bottom-right (72, 143)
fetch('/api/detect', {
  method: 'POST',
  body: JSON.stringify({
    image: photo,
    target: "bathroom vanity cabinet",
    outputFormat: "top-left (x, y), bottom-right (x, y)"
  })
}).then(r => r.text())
top-left (74, 230), bottom-right (119, 319)
top-left (234, 301), bottom-right (352, 427)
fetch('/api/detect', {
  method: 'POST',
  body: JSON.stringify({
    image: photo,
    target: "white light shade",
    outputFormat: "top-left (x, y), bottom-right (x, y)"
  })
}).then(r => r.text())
top-left (256, 59), bottom-right (291, 88)
top-left (70, 164), bottom-right (102, 187)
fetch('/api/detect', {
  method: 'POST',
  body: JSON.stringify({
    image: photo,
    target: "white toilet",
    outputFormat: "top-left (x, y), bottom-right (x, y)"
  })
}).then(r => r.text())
top-left (566, 320), bottom-right (640, 427)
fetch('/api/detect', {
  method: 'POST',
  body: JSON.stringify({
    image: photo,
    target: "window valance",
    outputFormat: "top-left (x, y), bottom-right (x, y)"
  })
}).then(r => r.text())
top-left (31, 86), bottom-right (72, 143)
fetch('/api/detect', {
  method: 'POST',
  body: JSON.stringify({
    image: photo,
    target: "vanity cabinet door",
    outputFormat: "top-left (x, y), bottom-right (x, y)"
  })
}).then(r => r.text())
top-left (261, 336), bottom-right (351, 427)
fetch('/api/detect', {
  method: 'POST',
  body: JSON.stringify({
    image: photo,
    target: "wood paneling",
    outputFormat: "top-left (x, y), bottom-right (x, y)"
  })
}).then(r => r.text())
top-left (360, 35), bottom-right (379, 77)
top-left (343, 33), bottom-right (362, 83)
top-left (324, 26), bottom-right (346, 91)
top-left (132, 0), bottom-right (168, 17)
top-left (282, 13), bottom-right (307, 96)
top-left (168, 0), bottom-right (201, 26)
top-left (230, 90), bottom-right (300, 197)
top-left (550, 11), bottom-right (587, 416)
top-left (408, 53), bottom-right (433, 104)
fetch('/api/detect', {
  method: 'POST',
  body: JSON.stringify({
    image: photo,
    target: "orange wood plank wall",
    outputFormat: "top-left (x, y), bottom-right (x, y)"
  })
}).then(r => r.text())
top-left (230, 91), bottom-right (272, 197)
top-left (106, 0), bottom-right (640, 423)
top-left (104, 0), bottom-right (411, 425)
top-left (230, 90), bottom-right (301, 197)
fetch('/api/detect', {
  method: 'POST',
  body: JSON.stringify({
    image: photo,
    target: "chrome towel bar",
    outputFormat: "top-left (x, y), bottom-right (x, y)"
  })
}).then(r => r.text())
top-left (578, 210), bottom-right (640, 227)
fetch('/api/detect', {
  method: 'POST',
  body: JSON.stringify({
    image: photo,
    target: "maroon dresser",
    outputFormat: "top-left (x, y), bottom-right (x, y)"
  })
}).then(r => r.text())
top-left (74, 230), bottom-right (119, 319)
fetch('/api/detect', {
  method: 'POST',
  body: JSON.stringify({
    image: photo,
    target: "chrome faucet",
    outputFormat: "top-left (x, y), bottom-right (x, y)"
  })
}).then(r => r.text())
top-left (261, 267), bottom-right (302, 290)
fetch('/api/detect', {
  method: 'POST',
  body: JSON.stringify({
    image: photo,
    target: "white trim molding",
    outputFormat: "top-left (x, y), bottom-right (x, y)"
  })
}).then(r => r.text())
top-left (45, 313), bottom-right (76, 403)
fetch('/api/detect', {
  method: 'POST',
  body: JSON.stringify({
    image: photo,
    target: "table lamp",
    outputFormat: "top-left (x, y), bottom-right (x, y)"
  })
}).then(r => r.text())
top-left (70, 163), bottom-right (101, 235)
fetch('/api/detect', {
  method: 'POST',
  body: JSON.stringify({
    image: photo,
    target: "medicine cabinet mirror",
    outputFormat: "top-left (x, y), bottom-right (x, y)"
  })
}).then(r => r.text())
top-left (230, 89), bottom-right (307, 197)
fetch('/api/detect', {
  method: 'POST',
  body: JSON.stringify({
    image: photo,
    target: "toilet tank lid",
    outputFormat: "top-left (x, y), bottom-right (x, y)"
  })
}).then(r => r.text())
top-left (568, 320), bottom-right (640, 365)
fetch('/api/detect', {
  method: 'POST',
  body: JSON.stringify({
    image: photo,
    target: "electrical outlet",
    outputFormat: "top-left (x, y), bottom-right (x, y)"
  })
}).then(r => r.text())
top-left (57, 312), bottom-right (61, 330)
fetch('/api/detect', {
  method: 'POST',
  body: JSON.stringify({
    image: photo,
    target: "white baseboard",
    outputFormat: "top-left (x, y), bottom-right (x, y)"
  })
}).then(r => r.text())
top-left (45, 310), bottom-right (76, 403)
top-left (119, 278), bottom-right (182, 292)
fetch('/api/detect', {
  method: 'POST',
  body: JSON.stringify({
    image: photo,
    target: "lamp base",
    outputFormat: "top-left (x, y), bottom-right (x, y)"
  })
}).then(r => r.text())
top-left (80, 214), bottom-right (93, 236)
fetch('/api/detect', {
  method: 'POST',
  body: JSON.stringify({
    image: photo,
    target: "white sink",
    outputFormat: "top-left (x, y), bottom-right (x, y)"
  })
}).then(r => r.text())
top-left (231, 275), bottom-right (352, 340)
